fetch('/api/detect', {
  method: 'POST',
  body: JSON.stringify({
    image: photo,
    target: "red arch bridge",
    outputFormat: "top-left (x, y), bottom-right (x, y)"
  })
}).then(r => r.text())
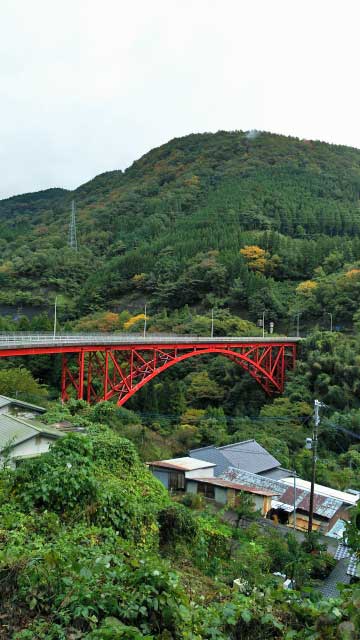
top-left (0, 334), bottom-right (301, 406)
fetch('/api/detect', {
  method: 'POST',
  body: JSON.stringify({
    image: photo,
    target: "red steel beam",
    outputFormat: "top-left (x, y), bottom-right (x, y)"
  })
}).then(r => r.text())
top-left (0, 340), bottom-right (297, 405)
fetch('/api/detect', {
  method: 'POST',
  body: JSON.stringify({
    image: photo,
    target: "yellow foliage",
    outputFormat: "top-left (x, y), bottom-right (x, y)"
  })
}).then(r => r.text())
top-left (123, 313), bottom-right (146, 330)
top-left (240, 245), bottom-right (267, 272)
top-left (345, 269), bottom-right (360, 278)
top-left (132, 273), bottom-right (146, 288)
top-left (0, 261), bottom-right (13, 273)
top-left (296, 280), bottom-right (318, 295)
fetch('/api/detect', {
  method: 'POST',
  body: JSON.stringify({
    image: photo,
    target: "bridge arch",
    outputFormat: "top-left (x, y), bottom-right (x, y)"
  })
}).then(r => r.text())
top-left (60, 341), bottom-right (296, 405)
top-left (106, 347), bottom-right (282, 405)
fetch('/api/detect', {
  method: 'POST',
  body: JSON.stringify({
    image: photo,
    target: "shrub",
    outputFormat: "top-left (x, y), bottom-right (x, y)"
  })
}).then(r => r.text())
top-left (158, 504), bottom-right (198, 547)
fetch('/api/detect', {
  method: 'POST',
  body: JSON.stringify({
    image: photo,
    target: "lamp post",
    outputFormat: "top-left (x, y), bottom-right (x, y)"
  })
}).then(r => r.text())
top-left (295, 313), bottom-right (301, 338)
top-left (326, 312), bottom-right (333, 332)
top-left (262, 311), bottom-right (265, 338)
top-left (143, 304), bottom-right (147, 338)
top-left (211, 309), bottom-right (214, 338)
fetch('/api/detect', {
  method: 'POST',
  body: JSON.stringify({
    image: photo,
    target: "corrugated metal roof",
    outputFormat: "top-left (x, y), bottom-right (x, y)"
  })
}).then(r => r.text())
top-left (0, 414), bottom-right (61, 452)
top-left (190, 476), bottom-right (278, 496)
top-left (190, 439), bottom-right (280, 476)
top-left (222, 467), bottom-right (344, 520)
top-left (271, 500), bottom-right (294, 512)
top-left (0, 395), bottom-right (46, 412)
top-left (223, 467), bottom-right (286, 493)
top-left (148, 457), bottom-right (216, 471)
top-left (282, 477), bottom-right (359, 506)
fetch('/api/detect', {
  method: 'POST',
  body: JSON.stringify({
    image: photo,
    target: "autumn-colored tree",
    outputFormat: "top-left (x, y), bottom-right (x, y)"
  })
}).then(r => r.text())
top-left (240, 245), bottom-right (267, 272)
top-left (123, 313), bottom-right (146, 331)
top-left (296, 280), bottom-right (318, 296)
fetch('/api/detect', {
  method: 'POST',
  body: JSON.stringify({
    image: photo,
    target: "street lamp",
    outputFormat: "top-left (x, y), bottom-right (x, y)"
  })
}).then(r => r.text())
top-left (295, 313), bottom-right (301, 338)
top-left (143, 304), bottom-right (147, 338)
top-left (211, 309), bottom-right (214, 338)
top-left (258, 311), bottom-right (265, 338)
top-left (326, 312), bottom-right (333, 332)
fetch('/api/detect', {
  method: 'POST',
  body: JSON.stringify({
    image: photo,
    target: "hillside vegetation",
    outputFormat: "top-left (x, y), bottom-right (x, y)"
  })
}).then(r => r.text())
top-left (0, 130), bottom-right (360, 329)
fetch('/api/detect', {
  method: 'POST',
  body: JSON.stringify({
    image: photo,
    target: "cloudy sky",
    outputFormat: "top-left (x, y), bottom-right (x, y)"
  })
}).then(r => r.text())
top-left (1, 0), bottom-right (359, 199)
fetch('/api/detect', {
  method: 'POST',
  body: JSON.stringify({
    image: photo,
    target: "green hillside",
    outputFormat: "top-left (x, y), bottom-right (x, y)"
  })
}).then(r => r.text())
top-left (1, 130), bottom-right (360, 330)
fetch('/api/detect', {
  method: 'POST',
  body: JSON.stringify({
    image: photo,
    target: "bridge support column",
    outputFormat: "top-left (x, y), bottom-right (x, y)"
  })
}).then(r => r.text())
top-left (78, 351), bottom-right (85, 400)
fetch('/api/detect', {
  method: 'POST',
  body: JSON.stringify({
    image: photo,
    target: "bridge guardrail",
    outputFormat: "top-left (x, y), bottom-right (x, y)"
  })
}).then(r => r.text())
top-left (0, 332), bottom-right (302, 349)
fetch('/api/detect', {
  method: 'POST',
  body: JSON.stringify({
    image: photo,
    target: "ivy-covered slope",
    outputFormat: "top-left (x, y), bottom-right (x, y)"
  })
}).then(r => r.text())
top-left (1, 130), bottom-right (360, 321)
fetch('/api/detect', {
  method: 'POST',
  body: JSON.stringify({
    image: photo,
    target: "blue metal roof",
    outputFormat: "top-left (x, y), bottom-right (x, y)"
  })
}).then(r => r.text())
top-left (189, 439), bottom-right (280, 476)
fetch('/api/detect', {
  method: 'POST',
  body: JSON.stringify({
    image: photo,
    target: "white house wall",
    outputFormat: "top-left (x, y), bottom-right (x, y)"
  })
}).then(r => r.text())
top-left (185, 467), bottom-right (215, 479)
top-left (11, 436), bottom-right (55, 460)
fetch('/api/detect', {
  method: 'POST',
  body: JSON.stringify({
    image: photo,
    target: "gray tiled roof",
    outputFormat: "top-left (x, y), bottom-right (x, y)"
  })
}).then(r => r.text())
top-left (189, 439), bottom-right (280, 476)
top-left (188, 446), bottom-right (230, 476)
top-left (259, 467), bottom-right (295, 480)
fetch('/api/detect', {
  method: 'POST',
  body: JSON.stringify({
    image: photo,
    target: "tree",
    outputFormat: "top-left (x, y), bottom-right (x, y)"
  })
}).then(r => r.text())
top-left (240, 245), bottom-right (268, 273)
top-left (0, 367), bottom-right (48, 401)
top-left (185, 371), bottom-right (224, 407)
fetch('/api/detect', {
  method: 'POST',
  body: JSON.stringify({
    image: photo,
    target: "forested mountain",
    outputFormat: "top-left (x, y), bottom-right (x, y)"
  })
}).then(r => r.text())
top-left (1, 130), bottom-right (360, 331)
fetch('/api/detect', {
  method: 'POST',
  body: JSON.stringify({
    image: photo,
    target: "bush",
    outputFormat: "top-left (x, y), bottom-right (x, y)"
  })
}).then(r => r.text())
top-left (158, 503), bottom-right (198, 547)
top-left (10, 434), bottom-right (98, 514)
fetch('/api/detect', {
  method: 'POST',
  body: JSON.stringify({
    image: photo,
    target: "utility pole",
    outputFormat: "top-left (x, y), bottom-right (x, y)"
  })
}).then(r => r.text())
top-left (211, 309), bottom-right (214, 338)
top-left (308, 399), bottom-right (324, 533)
top-left (53, 296), bottom-right (57, 339)
top-left (143, 304), bottom-right (147, 338)
top-left (293, 471), bottom-right (297, 531)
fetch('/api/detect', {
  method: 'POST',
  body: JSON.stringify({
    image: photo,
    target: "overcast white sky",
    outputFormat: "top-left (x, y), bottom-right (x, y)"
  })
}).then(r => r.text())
top-left (1, 0), bottom-right (359, 199)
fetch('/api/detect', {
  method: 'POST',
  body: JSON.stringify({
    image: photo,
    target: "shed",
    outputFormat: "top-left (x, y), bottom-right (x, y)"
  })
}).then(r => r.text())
top-left (148, 456), bottom-right (216, 491)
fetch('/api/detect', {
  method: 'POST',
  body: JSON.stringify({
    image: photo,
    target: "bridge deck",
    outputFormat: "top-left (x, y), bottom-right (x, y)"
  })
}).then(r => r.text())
top-left (0, 333), bottom-right (302, 352)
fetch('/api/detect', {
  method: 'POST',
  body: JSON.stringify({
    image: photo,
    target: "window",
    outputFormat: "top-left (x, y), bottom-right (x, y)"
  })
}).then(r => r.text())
top-left (197, 482), bottom-right (215, 499)
top-left (169, 471), bottom-right (185, 491)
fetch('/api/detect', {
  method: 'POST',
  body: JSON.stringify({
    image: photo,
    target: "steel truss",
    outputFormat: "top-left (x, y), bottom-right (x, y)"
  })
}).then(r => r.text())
top-left (60, 341), bottom-right (297, 405)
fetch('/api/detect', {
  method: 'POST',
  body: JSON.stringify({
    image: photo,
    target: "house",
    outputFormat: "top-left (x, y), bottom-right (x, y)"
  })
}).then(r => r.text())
top-left (0, 413), bottom-right (62, 468)
top-left (189, 440), bottom-right (292, 479)
top-left (222, 467), bottom-right (350, 534)
top-left (147, 457), bottom-right (216, 491)
top-left (0, 395), bottom-right (46, 419)
top-left (186, 476), bottom-right (278, 515)
top-left (281, 477), bottom-right (359, 509)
